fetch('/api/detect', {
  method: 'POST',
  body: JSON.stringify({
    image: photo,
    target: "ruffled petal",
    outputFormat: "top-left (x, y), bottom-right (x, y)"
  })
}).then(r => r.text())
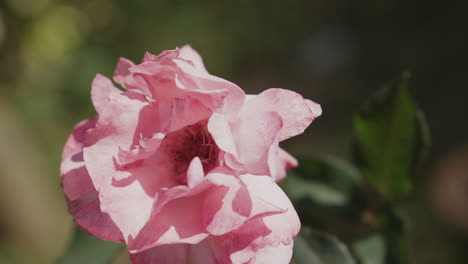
top-left (91, 74), bottom-right (121, 115)
top-left (143, 49), bottom-right (179, 63)
top-left (114, 57), bottom-right (150, 93)
top-left (203, 173), bottom-right (289, 237)
top-left (128, 168), bottom-right (294, 252)
top-left (207, 113), bottom-right (238, 157)
top-left (241, 88), bottom-right (321, 141)
top-left (99, 144), bottom-right (184, 244)
top-left (205, 175), bottom-right (299, 263)
top-left (129, 49), bottom-right (245, 118)
top-left (117, 132), bottom-right (165, 166)
top-left (127, 169), bottom-right (234, 252)
top-left (61, 118), bottom-right (97, 199)
top-left (127, 193), bottom-right (209, 253)
top-left (85, 90), bottom-right (211, 243)
top-left (131, 223), bottom-right (294, 264)
top-left (248, 243), bottom-right (294, 264)
top-left (208, 218), bottom-right (271, 264)
top-left (113, 58), bottom-right (134, 85)
top-left (225, 112), bottom-right (283, 176)
top-left (202, 177), bottom-right (247, 236)
top-left (61, 118), bottom-right (123, 242)
top-left (187, 239), bottom-right (217, 264)
top-left (97, 179), bottom-right (157, 243)
top-left (240, 175), bottom-right (301, 246)
top-left (179, 45), bottom-right (209, 73)
top-left (130, 244), bottom-right (187, 264)
top-left (130, 240), bottom-right (217, 264)
top-left (173, 59), bottom-right (245, 117)
top-left (83, 92), bottom-right (166, 241)
top-left (239, 175), bottom-right (292, 218)
top-left (83, 92), bottom-right (149, 188)
top-left (273, 148), bottom-right (298, 182)
top-left (67, 192), bottom-right (124, 242)
top-left (305, 98), bottom-right (323, 117)
top-left (164, 96), bottom-right (212, 133)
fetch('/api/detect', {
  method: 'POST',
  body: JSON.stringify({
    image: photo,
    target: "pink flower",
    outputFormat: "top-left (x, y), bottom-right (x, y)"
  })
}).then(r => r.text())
top-left (60, 46), bottom-right (321, 264)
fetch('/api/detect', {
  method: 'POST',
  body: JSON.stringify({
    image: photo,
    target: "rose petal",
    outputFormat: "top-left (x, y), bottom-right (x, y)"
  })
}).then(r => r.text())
top-left (128, 194), bottom-right (209, 253)
top-left (117, 133), bottom-right (165, 166)
top-left (305, 98), bottom-right (323, 117)
top-left (83, 92), bottom-right (166, 241)
top-left (226, 111), bottom-right (283, 176)
top-left (173, 59), bottom-right (245, 117)
top-left (114, 58), bottom-right (134, 86)
top-left (130, 244), bottom-right (187, 264)
top-left (98, 180), bottom-right (155, 242)
top-left (205, 174), bottom-right (299, 263)
top-left (239, 175), bottom-right (292, 218)
top-left (130, 240), bottom-right (217, 264)
top-left (91, 74), bottom-right (121, 114)
top-left (105, 152), bottom-right (184, 246)
top-left (186, 239), bottom-right (217, 264)
top-left (273, 148), bottom-right (298, 182)
top-left (143, 49), bottom-right (179, 63)
top-left (203, 173), bottom-right (288, 236)
top-left (208, 218), bottom-right (271, 263)
top-left (207, 113), bottom-right (238, 156)
top-left (61, 118), bottom-right (123, 242)
top-left (83, 91), bottom-right (149, 188)
top-left (179, 45), bottom-right (209, 73)
top-left (240, 175), bottom-right (300, 245)
top-left (128, 170), bottom-right (234, 252)
top-left (61, 118), bottom-right (97, 199)
top-left (165, 96), bottom-right (212, 132)
top-left (202, 180), bottom-right (247, 236)
top-left (248, 243), bottom-right (294, 264)
top-left (241, 88), bottom-right (320, 141)
top-left (130, 51), bottom-right (245, 118)
top-left (187, 157), bottom-right (205, 187)
top-left (67, 193), bottom-right (124, 242)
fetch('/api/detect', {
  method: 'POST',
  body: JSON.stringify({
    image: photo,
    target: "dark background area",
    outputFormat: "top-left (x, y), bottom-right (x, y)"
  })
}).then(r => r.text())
top-left (0, 0), bottom-right (467, 263)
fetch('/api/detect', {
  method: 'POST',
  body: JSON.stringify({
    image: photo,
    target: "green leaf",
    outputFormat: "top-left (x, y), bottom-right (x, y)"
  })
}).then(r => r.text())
top-left (381, 211), bottom-right (411, 264)
top-left (284, 156), bottom-right (371, 241)
top-left (351, 207), bottom-right (411, 264)
top-left (352, 221), bottom-right (410, 264)
top-left (293, 227), bottom-right (356, 264)
top-left (286, 155), bottom-right (364, 207)
top-left (352, 74), bottom-right (430, 201)
top-left (352, 233), bottom-right (386, 264)
top-left (286, 173), bottom-right (349, 207)
top-left (56, 228), bottom-right (124, 264)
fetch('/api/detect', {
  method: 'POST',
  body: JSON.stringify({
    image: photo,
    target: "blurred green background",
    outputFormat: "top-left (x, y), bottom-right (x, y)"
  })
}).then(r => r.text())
top-left (0, 0), bottom-right (467, 263)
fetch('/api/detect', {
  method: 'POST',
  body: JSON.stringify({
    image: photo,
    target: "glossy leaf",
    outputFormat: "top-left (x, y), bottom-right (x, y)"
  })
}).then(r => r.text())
top-left (293, 227), bottom-right (356, 264)
top-left (352, 74), bottom-right (430, 201)
top-left (352, 233), bottom-right (386, 264)
top-left (286, 155), bottom-right (364, 207)
top-left (285, 155), bottom-right (371, 241)
top-left (353, 226), bottom-right (410, 264)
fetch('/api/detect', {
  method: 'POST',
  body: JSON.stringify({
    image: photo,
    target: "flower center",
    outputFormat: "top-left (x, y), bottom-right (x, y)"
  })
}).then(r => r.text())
top-left (165, 121), bottom-right (219, 185)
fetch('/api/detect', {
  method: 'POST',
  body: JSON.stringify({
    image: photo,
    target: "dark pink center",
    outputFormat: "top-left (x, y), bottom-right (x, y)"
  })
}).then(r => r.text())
top-left (165, 121), bottom-right (219, 185)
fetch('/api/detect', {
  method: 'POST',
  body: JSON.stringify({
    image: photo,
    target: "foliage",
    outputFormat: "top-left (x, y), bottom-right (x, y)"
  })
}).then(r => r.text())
top-left (352, 73), bottom-right (429, 201)
top-left (285, 75), bottom-right (429, 264)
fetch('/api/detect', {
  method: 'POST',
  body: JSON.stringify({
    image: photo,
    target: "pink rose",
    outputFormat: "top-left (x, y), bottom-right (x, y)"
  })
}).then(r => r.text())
top-left (60, 46), bottom-right (321, 264)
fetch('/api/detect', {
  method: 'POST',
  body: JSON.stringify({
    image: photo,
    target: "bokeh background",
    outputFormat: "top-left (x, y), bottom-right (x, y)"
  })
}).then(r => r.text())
top-left (0, 0), bottom-right (467, 263)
